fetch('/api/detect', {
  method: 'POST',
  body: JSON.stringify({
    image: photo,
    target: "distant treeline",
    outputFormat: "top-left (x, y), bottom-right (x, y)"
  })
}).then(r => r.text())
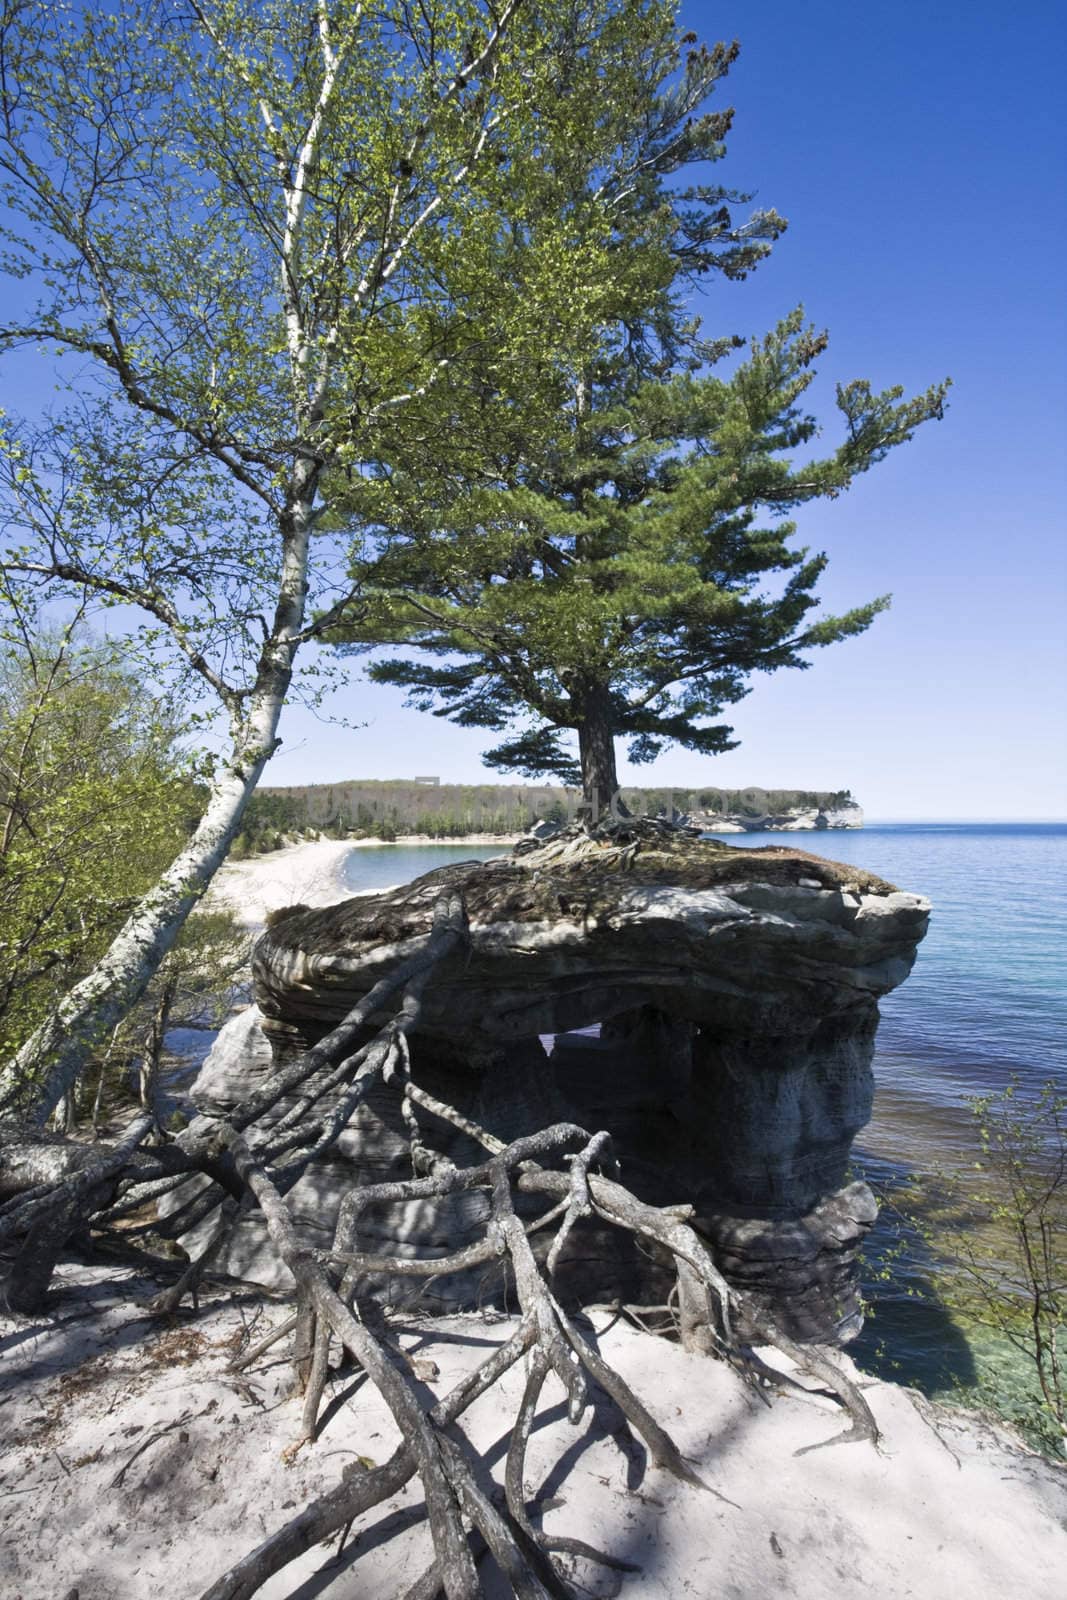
top-left (232, 781), bottom-right (855, 852)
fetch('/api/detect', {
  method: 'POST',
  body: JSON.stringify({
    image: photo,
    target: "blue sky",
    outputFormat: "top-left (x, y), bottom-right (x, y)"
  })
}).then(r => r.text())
top-left (5, 2), bottom-right (1065, 818)
top-left (264, 0), bottom-right (1066, 817)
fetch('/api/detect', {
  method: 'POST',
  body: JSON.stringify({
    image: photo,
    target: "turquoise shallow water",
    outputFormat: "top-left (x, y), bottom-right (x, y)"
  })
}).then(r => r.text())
top-left (723, 822), bottom-right (1067, 1131)
top-left (342, 824), bottom-right (1067, 1121)
top-left (720, 822), bottom-right (1067, 1395)
top-left (341, 841), bottom-right (509, 894)
top-left (342, 825), bottom-right (1067, 1394)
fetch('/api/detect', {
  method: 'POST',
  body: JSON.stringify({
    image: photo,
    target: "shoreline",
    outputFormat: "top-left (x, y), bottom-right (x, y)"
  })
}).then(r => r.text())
top-left (205, 838), bottom-right (356, 930)
top-left (205, 835), bottom-right (516, 931)
top-left (346, 832), bottom-right (520, 847)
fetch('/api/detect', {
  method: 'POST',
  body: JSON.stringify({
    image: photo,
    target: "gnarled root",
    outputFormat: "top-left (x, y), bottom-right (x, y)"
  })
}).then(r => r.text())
top-left (3, 889), bottom-right (881, 1600)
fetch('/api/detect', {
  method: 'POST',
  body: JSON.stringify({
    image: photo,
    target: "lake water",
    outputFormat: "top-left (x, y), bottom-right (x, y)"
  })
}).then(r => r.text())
top-left (341, 825), bottom-right (1067, 1400)
top-left (720, 822), bottom-right (1067, 1401)
top-left (342, 842), bottom-right (511, 894)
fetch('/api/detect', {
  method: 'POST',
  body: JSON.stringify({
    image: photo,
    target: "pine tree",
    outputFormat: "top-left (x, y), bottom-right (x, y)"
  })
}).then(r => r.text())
top-left (331, 312), bottom-right (947, 813)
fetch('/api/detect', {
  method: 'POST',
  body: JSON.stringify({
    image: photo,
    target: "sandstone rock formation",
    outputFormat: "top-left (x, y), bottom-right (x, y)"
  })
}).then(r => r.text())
top-left (184, 831), bottom-right (929, 1343)
top-left (695, 801), bottom-right (864, 831)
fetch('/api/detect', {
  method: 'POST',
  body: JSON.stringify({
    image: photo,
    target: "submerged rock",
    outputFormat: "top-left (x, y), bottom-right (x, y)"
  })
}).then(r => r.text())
top-left (186, 832), bottom-right (930, 1342)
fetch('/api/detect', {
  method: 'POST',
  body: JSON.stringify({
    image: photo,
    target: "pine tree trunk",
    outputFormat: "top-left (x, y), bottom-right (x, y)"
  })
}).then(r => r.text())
top-left (577, 686), bottom-right (620, 822)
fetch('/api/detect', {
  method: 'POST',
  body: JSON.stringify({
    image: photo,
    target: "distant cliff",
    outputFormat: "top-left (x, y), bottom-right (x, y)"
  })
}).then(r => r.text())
top-left (693, 797), bottom-right (864, 833)
top-left (625, 787), bottom-right (862, 832)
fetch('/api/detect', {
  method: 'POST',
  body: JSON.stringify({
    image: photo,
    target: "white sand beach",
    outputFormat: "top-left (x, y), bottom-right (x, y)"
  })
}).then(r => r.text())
top-left (205, 836), bottom-right (515, 932)
top-left (2, 1266), bottom-right (1064, 1600)
top-left (205, 839), bottom-right (357, 930)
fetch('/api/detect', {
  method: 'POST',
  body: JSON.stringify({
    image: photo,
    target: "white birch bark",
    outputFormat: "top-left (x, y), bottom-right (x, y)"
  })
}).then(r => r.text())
top-left (0, 481), bottom-right (316, 1124)
top-left (0, 3), bottom-right (522, 1122)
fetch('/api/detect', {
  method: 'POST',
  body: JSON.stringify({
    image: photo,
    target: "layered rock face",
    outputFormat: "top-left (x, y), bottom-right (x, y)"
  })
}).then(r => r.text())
top-left (695, 802), bottom-right (864, 832)
top-left (189, 834), bottom-right (929, 1342)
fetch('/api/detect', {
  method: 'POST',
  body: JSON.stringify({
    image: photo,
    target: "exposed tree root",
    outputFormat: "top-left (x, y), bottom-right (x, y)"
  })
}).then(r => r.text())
top-left (0, 1112), bottom-right (156, 1313)
top-left (0, 887), bottom-right (881, 1597)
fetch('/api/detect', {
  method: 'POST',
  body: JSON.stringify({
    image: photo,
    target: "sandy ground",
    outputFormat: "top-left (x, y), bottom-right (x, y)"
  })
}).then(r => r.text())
top-left (1, 1264), bottom-right (1064, 1600)
top-left (205, 840), bottom-right (360, 931)
top-left (205, 837), bottom-right (514, 932)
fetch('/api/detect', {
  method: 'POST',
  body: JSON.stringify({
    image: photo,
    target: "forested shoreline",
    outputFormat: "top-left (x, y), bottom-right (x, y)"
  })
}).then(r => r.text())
top-left (236, 780), bottom-right (857, 851)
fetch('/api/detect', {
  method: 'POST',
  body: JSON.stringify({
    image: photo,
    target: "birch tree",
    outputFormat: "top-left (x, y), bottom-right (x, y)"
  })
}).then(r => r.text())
top-left (0, 0), bottom-right (728, 1119)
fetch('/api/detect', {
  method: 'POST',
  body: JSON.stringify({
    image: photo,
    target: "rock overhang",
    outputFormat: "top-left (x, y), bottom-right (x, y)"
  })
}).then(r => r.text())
top-left (253, 841), bottom-right (930, 1048)
top-left (223, 833), bottom-right (933, 1343)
